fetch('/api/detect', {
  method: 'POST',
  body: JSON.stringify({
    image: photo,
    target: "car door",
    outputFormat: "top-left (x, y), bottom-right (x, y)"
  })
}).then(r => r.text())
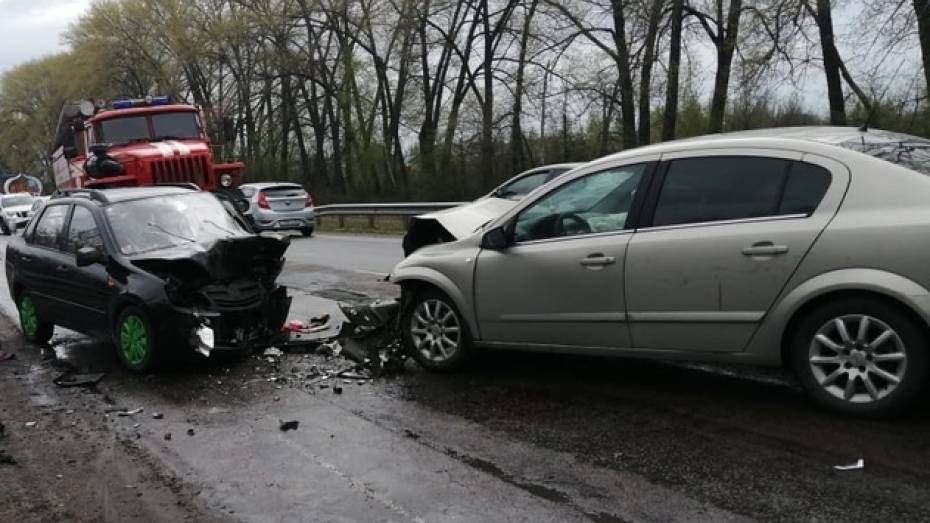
top-left (624, 151), bottom-right (848, 352)
top-left (18, 204), bottom-right (71, 320)
top-left (474, 161), bottom-right (654, 348)
top-left (55, 204), bottom-right (112, 334)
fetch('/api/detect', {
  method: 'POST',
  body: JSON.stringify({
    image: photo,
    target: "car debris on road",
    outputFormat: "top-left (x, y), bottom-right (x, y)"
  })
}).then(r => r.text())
top-left (53, 372), bottom-right (105, 388)
top-left (279, 420), bottom-right (299, 431)
top-left (834, 459), bottom-right (865, 471)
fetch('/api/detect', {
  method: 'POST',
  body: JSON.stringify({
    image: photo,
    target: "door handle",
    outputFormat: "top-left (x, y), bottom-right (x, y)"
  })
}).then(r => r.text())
top-left (741, 241), bottom-right (789, 256)
top-left (580, 254), bottom-right (616, 267)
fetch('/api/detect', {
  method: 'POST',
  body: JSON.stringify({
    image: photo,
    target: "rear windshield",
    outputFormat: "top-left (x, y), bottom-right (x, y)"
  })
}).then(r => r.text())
top-left (837, 130), bottom-right (930, 175)
top-left (1, 195), bottom-right (33, 208)
top-left (262, 186), bottom-right (306, 196)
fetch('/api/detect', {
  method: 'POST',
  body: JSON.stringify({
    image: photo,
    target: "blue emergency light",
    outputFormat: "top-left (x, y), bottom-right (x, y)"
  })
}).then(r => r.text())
top-left (111, 96), bottom-right (170, 109)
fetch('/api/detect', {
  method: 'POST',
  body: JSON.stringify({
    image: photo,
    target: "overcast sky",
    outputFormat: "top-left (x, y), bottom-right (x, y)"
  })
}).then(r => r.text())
top-left (0, 0), bottom-right (90, 74)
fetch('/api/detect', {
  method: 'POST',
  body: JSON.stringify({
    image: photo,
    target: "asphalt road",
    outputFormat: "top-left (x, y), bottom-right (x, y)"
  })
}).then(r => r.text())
top-left (2, 232), bottom-right (930, 522)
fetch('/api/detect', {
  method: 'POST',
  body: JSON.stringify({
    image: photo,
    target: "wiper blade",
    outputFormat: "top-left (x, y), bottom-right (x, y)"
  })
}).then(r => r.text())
top-left (146, 222), bottom-right (195, 243)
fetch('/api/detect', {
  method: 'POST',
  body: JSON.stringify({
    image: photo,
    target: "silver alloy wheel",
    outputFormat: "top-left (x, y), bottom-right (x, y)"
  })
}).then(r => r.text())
top-left (808, 314), bottom-right (908, 403)
top-left (410, 299), bottom-right (462, 362)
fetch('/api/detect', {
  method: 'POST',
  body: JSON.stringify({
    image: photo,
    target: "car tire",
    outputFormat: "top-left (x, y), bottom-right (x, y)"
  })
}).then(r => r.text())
top-left (402, 289), bottom-right (472, 372)
top-left (114, 306), bottom-right (160, 372)
top-left (300, 226), bottom-right (314, 237)
top-left (0, 220), bottom-right (10, 236)
top-left (17, 293), bottom-right (53, 345)
top-left (790, 298), bottom-right (929, 417)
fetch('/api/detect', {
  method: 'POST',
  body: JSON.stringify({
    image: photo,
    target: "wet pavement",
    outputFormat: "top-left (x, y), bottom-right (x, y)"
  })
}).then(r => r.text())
top-left (2, 234), bottom-right (930, 522)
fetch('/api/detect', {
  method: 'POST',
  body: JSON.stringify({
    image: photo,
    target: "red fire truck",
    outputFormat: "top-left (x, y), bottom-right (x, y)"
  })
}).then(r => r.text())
top-left (51, 97), bottom-right (244, 196)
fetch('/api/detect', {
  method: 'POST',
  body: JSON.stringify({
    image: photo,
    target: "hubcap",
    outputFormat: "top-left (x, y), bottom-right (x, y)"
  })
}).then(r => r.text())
top-left (19, 296), bottom-right (38, 338)
top-left (809, 314), bottom-right (907, 403)
top-left (120, 315), bottom-right (148, 366)
top-left (410, 299), bottom-right (461, 362)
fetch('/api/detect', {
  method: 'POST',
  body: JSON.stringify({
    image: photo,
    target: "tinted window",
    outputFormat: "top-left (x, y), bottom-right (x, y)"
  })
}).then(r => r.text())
top-left (65, 206), bottom-right (104, 253)
top-left (653, 157), bottom-right (790, 227)
top-left (514, 165), bottom-right (645, 242)
top-left (152, 112), bottom-right (200, 140)
top-left (32, 205), bottom-right (69, 249)
top-left (779, 162), bottom-right (831, 215)
top-left (98, 117), bottom-right (149, 145)
top-left (497, 172), bottom-right (551, 199)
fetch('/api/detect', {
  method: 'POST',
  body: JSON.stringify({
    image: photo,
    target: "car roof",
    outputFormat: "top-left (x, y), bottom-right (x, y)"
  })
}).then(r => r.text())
top-left (240, 182), bottom-right (304, 189)
top-left (592, 126), bottom-right (922, 165)
top-left (50, 186), bottom-right (198, 205)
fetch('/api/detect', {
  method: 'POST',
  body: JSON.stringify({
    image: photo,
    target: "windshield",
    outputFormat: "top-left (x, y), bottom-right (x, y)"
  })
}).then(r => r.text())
top-left (1, 195), bottom-right (33, 208)
top-left (98, 116), bottom-right (149, 145)
top-left (837, 130), bottom-right (930, 175)
top-left (106, 192), bottom-right (249, 255)
top-left (152, 112), bottom-right (200, 140)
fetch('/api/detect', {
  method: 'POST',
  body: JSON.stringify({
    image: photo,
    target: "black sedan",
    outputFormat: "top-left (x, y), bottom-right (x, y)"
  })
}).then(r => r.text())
top-left (4, 186), bottom-right (292, 371)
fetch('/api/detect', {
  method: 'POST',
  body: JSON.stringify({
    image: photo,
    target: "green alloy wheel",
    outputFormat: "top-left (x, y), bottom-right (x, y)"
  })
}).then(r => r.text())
top-left (18, 294), bottom-right (53, 344)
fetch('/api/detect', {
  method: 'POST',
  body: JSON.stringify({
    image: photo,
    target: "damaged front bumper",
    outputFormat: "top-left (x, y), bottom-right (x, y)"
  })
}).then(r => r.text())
top-left (157, 286), bottom-right (293, 358)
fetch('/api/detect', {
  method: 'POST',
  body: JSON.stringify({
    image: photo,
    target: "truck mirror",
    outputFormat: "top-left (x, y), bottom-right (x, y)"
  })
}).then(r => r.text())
top-left (89, 143), bottom-right (112, 154)
top-left (62, 146), bottom-right (78, 159)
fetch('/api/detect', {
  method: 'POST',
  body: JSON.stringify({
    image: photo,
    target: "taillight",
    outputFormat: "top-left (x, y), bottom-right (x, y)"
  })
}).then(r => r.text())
top-left (257, 192), bottom-right (270, 209)
top-left (305, 193), bottom-right (314, 208)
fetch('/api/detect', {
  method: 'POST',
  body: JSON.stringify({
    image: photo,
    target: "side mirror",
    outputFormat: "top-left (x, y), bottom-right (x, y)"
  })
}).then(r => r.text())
top-left (62, 146), bottom-right (78, 159)
top-left (75, 245), bottom-right (105, 267)
top-left (480, 226), bottom-right (509, 250)
top-left (88, 143), bottom-right (112, 154)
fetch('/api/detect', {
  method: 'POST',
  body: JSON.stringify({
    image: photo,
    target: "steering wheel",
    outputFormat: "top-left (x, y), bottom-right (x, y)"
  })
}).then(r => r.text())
top-left (555, 212), bottom-right (591, 237)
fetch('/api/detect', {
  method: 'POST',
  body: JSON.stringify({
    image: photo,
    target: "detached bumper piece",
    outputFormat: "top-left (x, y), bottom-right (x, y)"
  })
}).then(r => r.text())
top-left (283, 300), bottom-right (405, 376)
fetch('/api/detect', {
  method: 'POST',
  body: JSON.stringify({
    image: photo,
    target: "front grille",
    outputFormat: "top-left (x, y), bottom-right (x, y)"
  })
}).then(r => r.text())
top-left (150, 155), bottom-right (209, 186)
top-left (16, 211), bottom-right (28, 218)
top-left (199, 280), bottom-right (264, 310)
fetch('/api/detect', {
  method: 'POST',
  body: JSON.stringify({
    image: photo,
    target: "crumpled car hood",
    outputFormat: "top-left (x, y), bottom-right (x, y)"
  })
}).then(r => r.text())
top-left (416, 197), bottom-right (517, 239)
top-left (131, 234), bottom-right (290, 285)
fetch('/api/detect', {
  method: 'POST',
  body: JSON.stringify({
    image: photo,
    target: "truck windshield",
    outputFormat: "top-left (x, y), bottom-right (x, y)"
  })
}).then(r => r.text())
top-left (96, 112), bottom-right (200, 145)
top-left (106, 192), bottom-right (249, 255)
top-left (98, 117), bottom-right (149, 145)
top-left (152, 112), bottom-right (200, 140)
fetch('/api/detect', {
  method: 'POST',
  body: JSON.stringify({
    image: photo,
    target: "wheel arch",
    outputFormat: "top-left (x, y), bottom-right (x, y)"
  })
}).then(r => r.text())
top-left (775, 271), bottom-right (930, 366)
top-left (393, 268), bottom-right (479, 339)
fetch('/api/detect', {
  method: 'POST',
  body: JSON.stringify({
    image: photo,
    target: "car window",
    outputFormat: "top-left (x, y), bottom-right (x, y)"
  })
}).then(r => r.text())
top-left (513, 164), bottom-right (646, 242)
top-left (31, 205), bottom-right (69, 249)
top-left (98, 116), bottom-right (149, 145)
top-left (779, 162), bottom-right (832, 215)
top-left (652, 157), bottom-right (790, 227)
top-left (65, 206), bottom-right (104, 253)
top-left (497, 172), bottom-right (551, 199)
top-left (152, 112), bottom-right (199, 140)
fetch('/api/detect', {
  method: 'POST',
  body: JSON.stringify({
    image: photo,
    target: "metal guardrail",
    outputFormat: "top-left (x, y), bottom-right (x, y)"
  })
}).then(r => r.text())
top-left (314, 202), bottom-right (466, 216)
top-left (313, 202), bottom-right (467, 228)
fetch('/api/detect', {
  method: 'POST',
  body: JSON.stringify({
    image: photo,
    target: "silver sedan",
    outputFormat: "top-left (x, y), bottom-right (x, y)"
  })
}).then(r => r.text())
top-left (391, 126), bottom-right (930, 416)
top-left (240, 183), bottom-right (316, 236)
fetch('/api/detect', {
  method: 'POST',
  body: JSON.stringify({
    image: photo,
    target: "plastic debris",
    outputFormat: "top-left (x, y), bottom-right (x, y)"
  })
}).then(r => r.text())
top-left (164, 433), bottom-right (172, 441)
top-left (53, 372), bottom-right (105, 388)
top-left (279, 420), bottom-right (299, 431)
top-left (263, 347), bottom-right (284, 358)
top-left (333, 385), bottom-right (343, 395)
top-left (0, 450), bottom-right (15, 466)
top-left (186, 428), bottom-right (196, 436)
top-left (834, 459), bottom-right (864, 471)
top-left (152, 412), bottom-right (164, 420)
top-left (117, 408), bottom-right (144, 417)
top-left (0, 351), bottom-right (15, 362)
top-left (24, 421), bottom-right (37, 428)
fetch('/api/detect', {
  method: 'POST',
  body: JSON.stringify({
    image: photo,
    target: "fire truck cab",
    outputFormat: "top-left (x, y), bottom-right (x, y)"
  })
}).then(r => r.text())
top-left (52, 97), bottom-right (243, 193)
